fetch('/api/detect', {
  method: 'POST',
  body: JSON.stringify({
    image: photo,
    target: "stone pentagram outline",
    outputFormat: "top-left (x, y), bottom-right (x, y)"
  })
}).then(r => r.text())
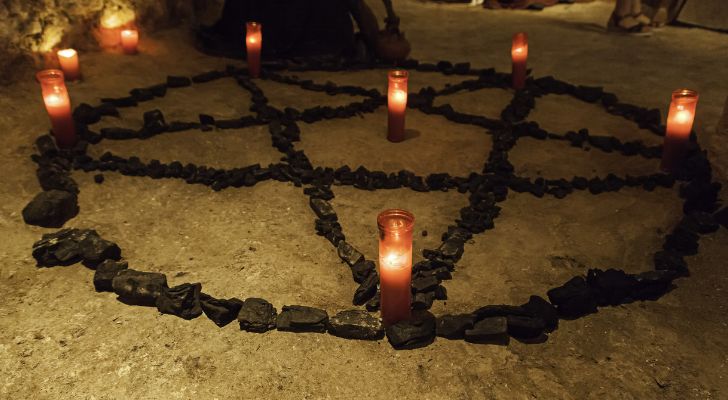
top-left (27, 57), bottom-right (723, 348)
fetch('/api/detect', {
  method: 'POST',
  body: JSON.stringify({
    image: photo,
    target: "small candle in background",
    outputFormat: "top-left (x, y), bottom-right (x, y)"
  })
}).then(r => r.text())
top-left (57, 49), bottom-right (81, 81)
top-left (120, 29), bottom-right (139, 54)
top-left (661, 89), bottom-right (699, 172)
top-left (511, 32), bottom-right (528, 90)
top-left (37, 69), bottom-right (76, 148)
top-left (378, 209), bottom-right (415, 326)
top-left (387, 69), bottom-right (409, 142)
top-left (246, 22), bottom-right (262, 78)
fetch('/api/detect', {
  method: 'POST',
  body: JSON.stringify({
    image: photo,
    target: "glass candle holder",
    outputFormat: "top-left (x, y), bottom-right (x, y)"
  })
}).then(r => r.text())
top-left (511, 32), bottom-right (528, 90)
top-left (378, 209), bottom-right (415, 326)
top-left (37, 69), bottom-right (76, 148)
top-left (57, 49), bottom-right (80, 81)
top-left (120, 29), bottom-right (139, 54)
top-left (661, 89), bottom-right (699, 172)
top-left (387, 69), bottom-right (409, 143)
top-left (246, 22), bottom-right (262, 78)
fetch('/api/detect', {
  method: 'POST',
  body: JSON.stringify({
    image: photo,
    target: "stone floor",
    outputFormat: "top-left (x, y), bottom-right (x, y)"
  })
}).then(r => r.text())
top-left (1, 1), bottom-right (727, 399)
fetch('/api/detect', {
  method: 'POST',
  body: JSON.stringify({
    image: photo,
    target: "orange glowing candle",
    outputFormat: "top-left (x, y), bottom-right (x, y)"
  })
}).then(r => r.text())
top-left (511, 32), bottom-right (528, 90)
top-left (661, 89), bottom-right (699, 172)
top-left (37, 69), bottom-right (76, 148)
top-left (120, 29), bottom-right (139, 54)
top-left (387, 70), bottom-right (408, 142)
top-left (378, 209), bottom-right (414, 326)
top-left (246, 22), bottom-right (262, 78)
top-left (57, 49), bottom-right (80, 81)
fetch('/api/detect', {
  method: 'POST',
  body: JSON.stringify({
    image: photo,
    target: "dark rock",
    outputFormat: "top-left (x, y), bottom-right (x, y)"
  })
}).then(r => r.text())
top-left (101, 96), bottom-right (137, 107)
top-left (327, 310), bottom-right (384, 340)
top-left (546, 276), bottom-right (597, 318)
top-left (435, 314), bottom-right (474, 339)
top-left (238, 298), bottom-right (277, 333)
top-left (412, 275), bottom-right (439, 293)
top-left (199, 294), bottom-right (244, 327)
top-left (682, 211), bottom-right (719, 234)
top-left (350, 259), bottom-right (375, 283)
top-left (521, 295), bottom-right (558, 332)
top-left (365, 292), bottom-right (380, 311)
top-left (632, 270), bottom-right (676, 300)
top-left (663, 226), bottom-right (699, 255)
top-left (22, 190), bottom-right (79, 228)
top-left (79, 235), bottom-right (121, 268)
top-left (337, 241), bottom-right (364, 266)
top-left (653, 250), bottom-right (688, 276)
top-left (192, 70), bottom-right (225, 83)
top-left (32, 228), bottom-right (96, 267)
top-left (439, 239), bottom-right (464, 261)
top-left (464, 316), bottom-right (509, 345)
top-left (93, 259), bottom-right (128, 292)
top-left (586, 268), bottom-right (639, 306)
top-left (95, 102), bottom-right (120, 117)
top-left (506, 315), bottom-right (545, 339)
top-left (412, 291), bottom-right (435, 310)
top-left (142, 109), bottom-right (166, 135)
top-left (72, 103), bottom-right (101, 124)
top-left (434, 285), bottom-right (447, 300)
top-left (112, 269), bottom-right (169, 306)
top-left (35, 134), bottom-right (59, 157)
top-left (199, 114), bottom-right (215, 126)
top-left (277, 305), bottom-right (328, 333)
top-left (129, 88), bottom-right (154, 101)
top-left (94, 174), bottom-right (104, 184)
top-left (353, 272), bottom-right (378, 305)
top-left (100, 127), bottom-right (137, 139)
top-left (310, 198), bottom-right (337, 221)
top-left (385, 311), bottom-right (436, 349)
top-left (36, 166), bottom-right (78, 193)
top-left (472, 304), bottom-right (531, 320)
top-left (715, 207), bottom-right (728, 229)
top-left (167, 75), bottom-right (192, 88)
top-left (156, 283), bottom-right (203, 320)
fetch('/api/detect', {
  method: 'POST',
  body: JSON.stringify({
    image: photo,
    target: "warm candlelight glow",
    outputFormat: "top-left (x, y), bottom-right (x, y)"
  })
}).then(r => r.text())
top-left (661, 88), bottom-right (699, 172)
top-left (246, 22), bottom-right (263, 78)
top-left (37, 69), bottom-right (76, 148)
top-left (511, 32), bottom-right (528, 90)
top-left (378, 209), bottom-right (415, 326)
top-left (56, 48), bottom-right (80, 81)
top-left (120, 29), bottom-right (139, 54)
top-left (387, 70), bottom-right (409, 142)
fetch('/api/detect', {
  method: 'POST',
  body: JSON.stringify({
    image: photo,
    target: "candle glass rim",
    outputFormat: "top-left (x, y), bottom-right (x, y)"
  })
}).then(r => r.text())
top-left (37, 69), bottom-right (65, 84)
top-left (377, 209), bottom-right (415, 232)
top-left (672, 88), bottom-right (699, 101)
top-left (388, 69), bottom-right (409, 81)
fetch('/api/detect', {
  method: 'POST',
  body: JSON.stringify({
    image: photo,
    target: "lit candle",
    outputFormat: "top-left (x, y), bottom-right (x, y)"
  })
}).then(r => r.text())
top-left (661, 89), bottom-right (699, 172)
top-left (120, 29), bottom-right (139, 54)
top-left (57, 49), bottom-right (81, 81)
top-left (246, 22), bottom-right (262, 78)
top-left (37, 69), bottom-right (76, 148)
top-left (387, 69), bottom-right (409, 142)
top-left (511, 32), bottom-right (528, 90)
top-left (378, 209), bottom-right (415, 326)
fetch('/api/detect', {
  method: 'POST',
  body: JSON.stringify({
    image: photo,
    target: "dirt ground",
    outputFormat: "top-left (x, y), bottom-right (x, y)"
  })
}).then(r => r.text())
top-left (1, 1), bottom-right (727, 399)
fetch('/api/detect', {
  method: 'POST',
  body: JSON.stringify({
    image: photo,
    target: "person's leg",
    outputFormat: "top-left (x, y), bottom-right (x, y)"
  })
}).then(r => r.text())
top-left (609, 0), bottom-right (652, 34)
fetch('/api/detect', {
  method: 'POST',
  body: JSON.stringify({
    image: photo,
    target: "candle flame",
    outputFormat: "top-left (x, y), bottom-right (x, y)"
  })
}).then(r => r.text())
top-left (674, 109), bottom-right (692, 124)
top-left (121, 29), bottom-right (136, 38)
top-left (383, 252), bottom-right (405, 268)
top-left (45, 93), bottom-right (64, 106)
top-left (247, 37), bottom-right (258, 44)
top-left (391, 90), bottom-right (406, 103)
top-left (57, 49), bottom-right (76, 58)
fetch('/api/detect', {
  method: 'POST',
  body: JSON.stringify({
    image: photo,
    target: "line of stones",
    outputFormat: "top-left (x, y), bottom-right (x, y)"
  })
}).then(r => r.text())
top-left (22, 57), bottom-right (728, 344)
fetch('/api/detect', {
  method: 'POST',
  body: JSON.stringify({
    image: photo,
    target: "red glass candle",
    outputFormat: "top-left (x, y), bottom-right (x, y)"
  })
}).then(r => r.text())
top-left (37, 69), bottom-right (76, 148)
top-left (246, 22), bottom-right (262, 78)
top-left (661, 89), bottom-right (699, 172)
top-left (378, 209), bottom-right (414, 326)
top-left (57, 49), bottom-right (81, 81)
top-left (511, 32), bottom-right (528, 90)
top-left (387, 70), bottom-right (409, 142)
top-left (120, 29), bottom-right (139, 54)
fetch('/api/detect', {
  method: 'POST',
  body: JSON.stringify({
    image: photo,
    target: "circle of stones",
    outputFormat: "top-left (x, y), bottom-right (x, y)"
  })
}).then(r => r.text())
top-left (27, 58), bottom-right (726, 349)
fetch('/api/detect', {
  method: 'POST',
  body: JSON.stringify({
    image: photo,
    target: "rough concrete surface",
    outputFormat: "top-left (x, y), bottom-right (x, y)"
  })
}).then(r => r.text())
top-left (1, 1), bottom-right (727, 399)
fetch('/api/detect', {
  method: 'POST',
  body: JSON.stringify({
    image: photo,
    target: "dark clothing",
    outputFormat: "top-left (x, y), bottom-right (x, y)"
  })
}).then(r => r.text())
top-left (212, 0), bottom-right (357, 57)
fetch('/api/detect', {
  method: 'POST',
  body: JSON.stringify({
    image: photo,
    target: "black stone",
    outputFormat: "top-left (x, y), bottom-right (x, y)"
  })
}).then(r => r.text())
top-left (365, 292), bottom-right (380, 311)
top-left (277, 305), bottom-right (328, 333)
top-left (506, 315), bottom-right (545, 339)
top-left (632, 270), bottom-right (676, 300)
top-left (412, 291), bottom-right (435, 310)
top-left (472, 304), bottom-right (531, 320)
top-left (101, 127), bottom-right (137, 139)
top-left (129, 88), bottom-right (154, 101)
top-left (353, 271), bottom-right (378, 305)
top-left (521, 295), bottom-right (558, 332)
top-left (310, 198), bottom-right (337, 221)
top-left (32, 228), bottom-right (96, 267)
top-left (682, 211), bottom-right (720, 234)
top-left (385, 311), bottom-right (436, 349)
top-left (350, 259), bottom-right (375, 284)
top-left (156, 283), bottom-right (203, 320)
top-left (412, 275), bottom-right (439, 293)
top-left (72, 103), bottom-right (101, 124)
top-left (94, 174), bottom-right (104, 184)
top-left (327, 310), bottom-right (384, 340)
top-left (199, 114), bottom-right (215, 126)
top-left (586, 268), bottom-right (639, 306)
top-left (35, 134), bottom-right (59, 157)
top-left (715, 207), bottom-right (728, 229)
top-left (464, 316), bottom-right (509, 345)
top-left (167, 75), bottom-right (192, 88)
top-left (663, 226), bottom-right (699, 255)
top-left (199, 294), bottom-right (244, 327)
top-left (142, 109), bottom-right (166, 135)
top-left (101, 96), bottom-right (137, 107)
top-left (238, 298), bottom-right (277, 332)
top-left (653, 250), bottom-right (688, 276)
top-left (22, 190), bottom-right (79, 228)
top-left (79, 234), bottom-right (121, 268)
top-left (93, 259), bottom-right (128, 292)
top-left (434, 285), bottom-right (447, 300)
top-left (337, 241), bottom-right (364, 266)
top-left (546, 276), bottom-right (598, 318)
top-left (435, 314), bottom-right (474, 339)
top-left (112, 269), bottom-right (169, 306)
top-left (36, 166), bottom-right (78, 193)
